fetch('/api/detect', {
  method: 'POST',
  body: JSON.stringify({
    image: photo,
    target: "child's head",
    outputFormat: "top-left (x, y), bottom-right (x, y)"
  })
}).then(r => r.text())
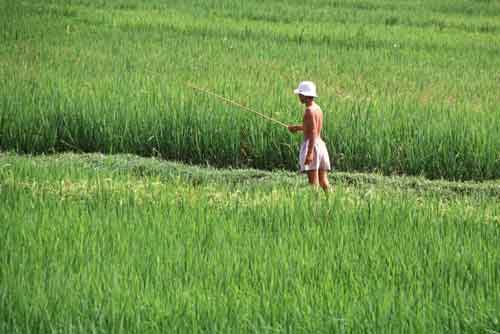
top-left (294, 81), bottom-right (317, 104)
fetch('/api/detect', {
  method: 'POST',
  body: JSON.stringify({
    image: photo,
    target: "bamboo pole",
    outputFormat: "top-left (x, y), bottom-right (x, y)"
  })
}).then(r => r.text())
top-left (186, 82), bottom-right (288, 128)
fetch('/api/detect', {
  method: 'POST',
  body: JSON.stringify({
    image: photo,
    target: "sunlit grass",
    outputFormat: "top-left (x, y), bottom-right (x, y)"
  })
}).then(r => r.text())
top-left (0, 0), bottom-right (499, 180)
top-left (1, 2), bottom-right (499, 329)
top-left (1, 153), bottom-right (499, 333)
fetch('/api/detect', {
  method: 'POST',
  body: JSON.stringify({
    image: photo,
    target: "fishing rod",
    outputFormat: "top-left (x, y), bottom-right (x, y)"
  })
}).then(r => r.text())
top-left (186, 82), bottom-right (288, 128)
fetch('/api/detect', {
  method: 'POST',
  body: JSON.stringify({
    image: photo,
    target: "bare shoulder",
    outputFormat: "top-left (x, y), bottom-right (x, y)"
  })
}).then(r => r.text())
top-left (314, 105), bottom-right (323, 120)
top-left (305, 105), bottom-right (322, 118)
top-left (303, 108), bottom-right (314, 120)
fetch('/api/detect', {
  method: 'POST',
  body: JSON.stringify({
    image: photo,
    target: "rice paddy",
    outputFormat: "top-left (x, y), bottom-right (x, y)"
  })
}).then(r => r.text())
top-left (1, 0), bottom-right (499, 333)
top-left (1, 0), bottom-right (499, 179)
top-left (1, 153), bottom-right (499, 333)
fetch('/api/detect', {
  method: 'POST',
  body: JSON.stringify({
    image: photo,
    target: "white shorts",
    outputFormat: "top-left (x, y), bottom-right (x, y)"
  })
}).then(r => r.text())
top-left (299, 139), bottom-right (331, 172)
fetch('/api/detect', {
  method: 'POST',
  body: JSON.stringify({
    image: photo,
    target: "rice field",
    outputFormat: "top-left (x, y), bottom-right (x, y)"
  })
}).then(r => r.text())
top-left (1, 153), bottom-right (499, 333)
top-left (1, 1), bottom-right (500, 333)
top-left (1, 0), bottom-right (499, 180)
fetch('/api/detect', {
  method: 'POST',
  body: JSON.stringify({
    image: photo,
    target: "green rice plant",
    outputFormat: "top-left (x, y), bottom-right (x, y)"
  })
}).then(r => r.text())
top-left (0, 0), bottom-right (499, 180)
top-left (0, 153), bottom-right (499, 333)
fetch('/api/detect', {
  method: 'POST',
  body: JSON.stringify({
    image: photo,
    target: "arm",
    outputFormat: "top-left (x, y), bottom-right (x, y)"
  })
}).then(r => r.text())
top-left (304, 109), bottom-right (317, 164)
top-left (287, 124), bottom-right (304, 133)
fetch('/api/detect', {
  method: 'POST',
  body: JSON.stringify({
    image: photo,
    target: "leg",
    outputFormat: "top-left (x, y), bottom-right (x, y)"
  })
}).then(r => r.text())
top-left (319, 170), bottom-right (330, 192)
top-left (307, 170), bottom-right (319, 187)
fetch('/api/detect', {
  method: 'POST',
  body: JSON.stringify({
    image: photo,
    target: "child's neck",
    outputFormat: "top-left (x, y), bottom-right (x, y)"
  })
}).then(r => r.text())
top-left (305, 100), bottom-right (315, 108)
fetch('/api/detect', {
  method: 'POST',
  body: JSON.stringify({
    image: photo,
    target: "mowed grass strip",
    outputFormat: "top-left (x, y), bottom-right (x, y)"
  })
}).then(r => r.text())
top-left (0, 0), bottom-right (499, 180)
top-left (0, 153), bottom-right (499, 333)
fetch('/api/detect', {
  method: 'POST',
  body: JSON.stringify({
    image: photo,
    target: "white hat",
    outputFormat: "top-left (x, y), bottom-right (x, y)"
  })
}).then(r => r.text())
top-left (294, 81), bottom-right (318, 97)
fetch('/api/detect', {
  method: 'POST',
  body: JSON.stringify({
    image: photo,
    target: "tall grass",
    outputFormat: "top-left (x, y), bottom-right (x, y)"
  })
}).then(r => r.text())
top-left (0, 0), bottom-right (499, 180)
top-left (0, 153), bottom-right (499, 333)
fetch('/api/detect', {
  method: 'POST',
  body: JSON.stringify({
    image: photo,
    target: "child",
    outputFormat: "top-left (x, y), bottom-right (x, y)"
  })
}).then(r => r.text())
top-left (288, 81), bottom-right (331, 192)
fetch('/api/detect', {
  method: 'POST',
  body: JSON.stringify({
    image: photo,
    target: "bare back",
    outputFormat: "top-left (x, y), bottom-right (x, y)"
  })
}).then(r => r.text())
top-left (303, 103), bottom-right (323, 141)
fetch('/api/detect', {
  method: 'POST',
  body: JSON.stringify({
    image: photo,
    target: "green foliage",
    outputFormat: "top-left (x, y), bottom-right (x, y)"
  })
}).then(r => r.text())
top-left (1, 153), bottom-right (499, 333)
top-left (0, 0), bottom-right (499, 180)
